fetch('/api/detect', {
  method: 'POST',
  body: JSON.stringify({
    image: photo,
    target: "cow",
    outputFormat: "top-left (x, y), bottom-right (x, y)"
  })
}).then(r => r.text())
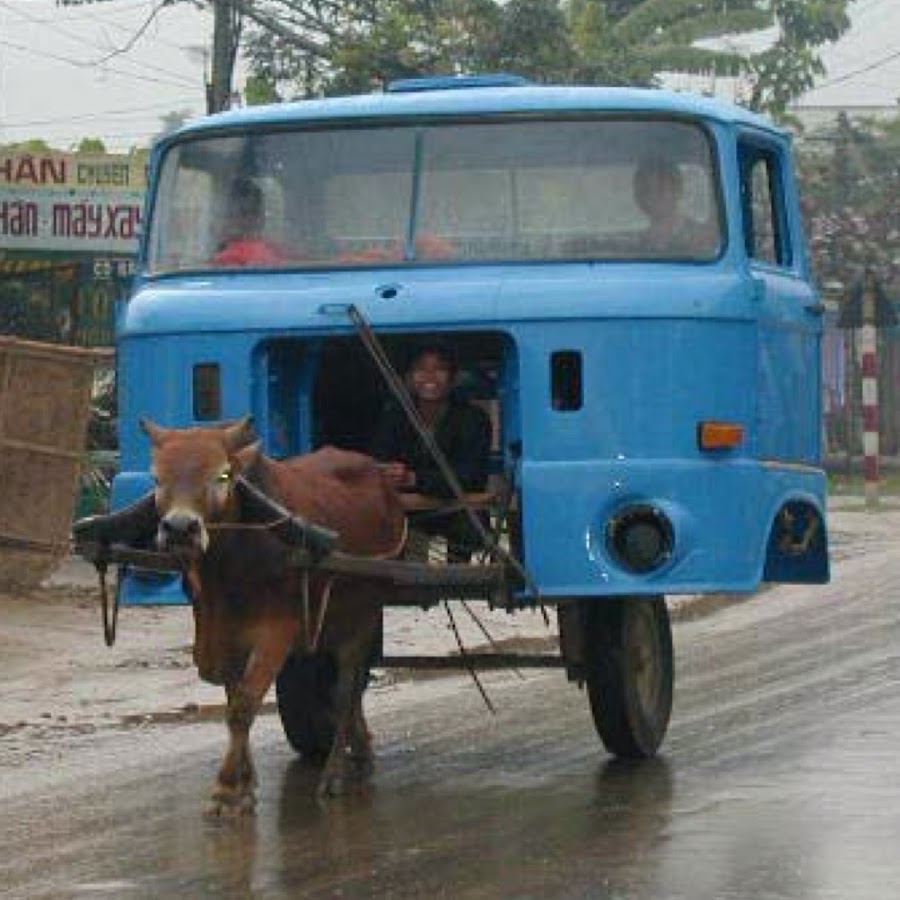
top-left (138, 417), bottom-right (407, 815)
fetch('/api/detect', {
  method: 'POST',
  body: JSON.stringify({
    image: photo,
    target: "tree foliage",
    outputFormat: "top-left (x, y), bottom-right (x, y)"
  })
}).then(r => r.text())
top-left (3, 139), bottom-right (53, 152)
top-left (77, 137), bottom-right (107, 153)
top-left (799, 112), bottom-right (900, 289)
top-left (54, 0), bottom-right (856, 120)
top-left (239, 0), bottom-right (855, 115)
top-left (0, 281), bottom-right (64, 343)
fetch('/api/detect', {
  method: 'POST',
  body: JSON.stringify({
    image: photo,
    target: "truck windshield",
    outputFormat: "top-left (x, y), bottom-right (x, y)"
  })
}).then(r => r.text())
top-left (146, 117), bottom-right (722, 273)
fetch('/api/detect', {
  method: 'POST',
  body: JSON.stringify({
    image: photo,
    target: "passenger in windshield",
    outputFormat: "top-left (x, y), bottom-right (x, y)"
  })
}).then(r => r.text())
top-left (633, 157), bottom-right (715, 258)
top-left (212, 178), bottom-right (286, 266)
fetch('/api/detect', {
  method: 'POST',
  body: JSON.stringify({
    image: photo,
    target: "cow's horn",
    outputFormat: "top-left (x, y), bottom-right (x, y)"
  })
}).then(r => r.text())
top-left (235, 477), bottom-right (338, 558)
top-left (72, 489), bottom-right (159, 548)
top-left (221, 416), bottom-right (257, 453)
top-left (139, 417), bottom-right (168, 447)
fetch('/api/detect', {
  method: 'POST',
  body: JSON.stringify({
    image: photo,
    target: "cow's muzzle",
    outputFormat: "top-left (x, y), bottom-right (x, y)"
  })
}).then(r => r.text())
top-left (158, 511), bottom-right (208, 559)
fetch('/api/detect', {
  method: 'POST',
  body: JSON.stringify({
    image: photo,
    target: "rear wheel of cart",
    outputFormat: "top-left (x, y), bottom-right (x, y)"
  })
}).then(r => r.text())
top-left (276, 652), bottom-right (337, 765)
top-left (584, 595), bottom-right (673, 759)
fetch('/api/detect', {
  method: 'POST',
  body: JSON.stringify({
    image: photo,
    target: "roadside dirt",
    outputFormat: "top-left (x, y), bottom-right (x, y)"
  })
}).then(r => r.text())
top-left (0, 501), bottom-right (888, 765)
top-left (0, 561), bottom-right (557, 750)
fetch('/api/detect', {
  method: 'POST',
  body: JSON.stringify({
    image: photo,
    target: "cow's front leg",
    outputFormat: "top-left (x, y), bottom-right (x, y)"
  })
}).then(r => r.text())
top-left (208, 682), bottom-right (259, 818)
top-left (207, 622), bottom-right (296, 819)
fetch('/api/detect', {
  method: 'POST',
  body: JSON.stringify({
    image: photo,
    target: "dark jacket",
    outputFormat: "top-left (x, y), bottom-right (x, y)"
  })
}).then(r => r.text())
top-left (369, 396), bottom-right (492, 498)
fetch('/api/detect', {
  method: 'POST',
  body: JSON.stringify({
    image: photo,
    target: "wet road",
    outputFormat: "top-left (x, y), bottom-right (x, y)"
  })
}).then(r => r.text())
top-left (3, 508), bottom-right (900, 899)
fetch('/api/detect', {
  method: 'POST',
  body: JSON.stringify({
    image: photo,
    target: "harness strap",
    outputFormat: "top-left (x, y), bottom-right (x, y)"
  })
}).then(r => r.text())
top-left (206, 516), bottom-right (291, 533)
top-left (376, 516), bottom-right (408, 561)
top-left (310, 575), bottom-right (336, 651)
top-left (96, 561), bottom-right (120, 647)
top-left (300, 568), bottom-right (311, 652)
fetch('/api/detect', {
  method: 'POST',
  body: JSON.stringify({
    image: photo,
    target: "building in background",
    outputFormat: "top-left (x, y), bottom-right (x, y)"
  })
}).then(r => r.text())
top-left (0, 148), bottom-right (144, 346)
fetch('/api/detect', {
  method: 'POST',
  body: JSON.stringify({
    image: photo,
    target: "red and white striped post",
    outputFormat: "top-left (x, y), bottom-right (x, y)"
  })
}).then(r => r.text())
top-left (860, 272), bottom-right (879, 508)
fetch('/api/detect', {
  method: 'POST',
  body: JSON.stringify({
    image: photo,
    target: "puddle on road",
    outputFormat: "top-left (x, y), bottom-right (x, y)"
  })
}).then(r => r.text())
top-left (72, 880), bottom-right (144, 894)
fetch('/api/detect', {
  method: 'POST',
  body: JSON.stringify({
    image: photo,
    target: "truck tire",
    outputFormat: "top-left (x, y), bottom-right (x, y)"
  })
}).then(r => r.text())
top-left (584, 595), bottom-right (673, 758)
top-left (275, 651), bottom-right (336, 765)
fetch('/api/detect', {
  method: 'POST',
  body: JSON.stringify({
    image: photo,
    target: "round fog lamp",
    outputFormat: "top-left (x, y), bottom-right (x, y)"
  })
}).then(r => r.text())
top-left (606, 504), bottom-right (673, 573)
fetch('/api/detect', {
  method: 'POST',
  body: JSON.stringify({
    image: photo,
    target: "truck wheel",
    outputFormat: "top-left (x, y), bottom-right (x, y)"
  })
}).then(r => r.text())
top-left (275, 652), bottom-right (336, 765)
top-left (584, 595), bottom-right (673, 759)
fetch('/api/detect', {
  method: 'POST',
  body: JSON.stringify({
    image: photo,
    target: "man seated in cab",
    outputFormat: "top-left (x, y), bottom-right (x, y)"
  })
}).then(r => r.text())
top-left (370, 341), bottom-right (493, 561)
top-left (212, 177), bottom-right (287, 266)
top-left (632, 156), bottom-right (718, 259)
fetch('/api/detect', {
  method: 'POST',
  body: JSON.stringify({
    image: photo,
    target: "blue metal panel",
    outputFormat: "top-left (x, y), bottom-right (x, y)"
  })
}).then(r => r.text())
top-left (157, 86), bottom-right (781, 147)
top-left (387, 74), bottom-right (532, 92)
top-left (121, 270), bottom-right (506, 337)
top-left (118, 332), bottom-right (256, 470)
top-left (513, 317), bottom-right (756, 463)
top-left (519, 459), bottom-right (825, 595)
top-left (754, 273), bottom-right (822, 463)
top-left (737, 131), bottom-right (822, 465)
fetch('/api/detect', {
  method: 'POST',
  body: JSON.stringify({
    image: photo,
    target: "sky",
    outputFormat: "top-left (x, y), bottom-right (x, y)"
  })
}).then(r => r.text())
top-left (1, 0), bottom-right (898, 152)
top-left (0, 0), bottom-right (221, 150)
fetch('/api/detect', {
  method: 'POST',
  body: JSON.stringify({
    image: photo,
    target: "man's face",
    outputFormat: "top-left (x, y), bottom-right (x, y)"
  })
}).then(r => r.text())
top-left (408, 351), bottom-right (453, 403)
top-left (222, 206), bottom-right (259, 240)
top-left (635, 164), bottom-right (682, 219)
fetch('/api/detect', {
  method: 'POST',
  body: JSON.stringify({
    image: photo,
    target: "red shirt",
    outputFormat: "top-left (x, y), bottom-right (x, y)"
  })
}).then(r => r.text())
top-left (212, 237), bottom-right (285, 266)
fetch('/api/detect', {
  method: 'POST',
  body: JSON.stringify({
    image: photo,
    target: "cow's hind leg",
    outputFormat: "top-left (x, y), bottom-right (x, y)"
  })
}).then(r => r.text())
top-left (208, 623), bottom-right (296, 819)
top-left (348, 675), bottom-right (373, 776)
top-left (318, 664), bottom-right (370, 798)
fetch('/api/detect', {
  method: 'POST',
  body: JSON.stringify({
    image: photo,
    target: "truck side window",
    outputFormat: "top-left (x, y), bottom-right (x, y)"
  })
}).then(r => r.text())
top-left (740, 146), bottom-right (790, 268)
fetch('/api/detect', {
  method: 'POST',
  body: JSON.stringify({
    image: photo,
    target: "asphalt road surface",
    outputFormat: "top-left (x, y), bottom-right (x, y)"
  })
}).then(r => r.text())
top-left (2, 505), bottom-right (900, 899)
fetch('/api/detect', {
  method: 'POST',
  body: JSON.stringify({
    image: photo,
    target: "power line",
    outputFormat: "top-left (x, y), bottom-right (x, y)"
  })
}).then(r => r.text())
top-left (806, 0), bottom-right (900, 92)
top-left (1, 98), bottom-right (200, 130)
top-left (0, 1), bottom-right (199, 87)
top-left (852, 0), bottom-right (895, 23)
top-left (0, 0), bottom-right (195, 51)
top-left (23, 0), bottom-right (168, 10)
top-left (90, 0), bottom-right (175, 65)
top-left (0, 36), bottom-right (198, 90)
top-left (814, 46), bottom-right (900, 92)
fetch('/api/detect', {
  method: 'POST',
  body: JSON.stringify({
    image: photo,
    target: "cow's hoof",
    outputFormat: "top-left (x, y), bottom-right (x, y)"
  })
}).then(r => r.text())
top-left (317, 774), bottom-right (344, 799)
top-left (205, 785), bottom-right (257, 820)
top-left (351, 754), bottom-right (374, 777)
top-left (317, 770), bottom-right (355, 799)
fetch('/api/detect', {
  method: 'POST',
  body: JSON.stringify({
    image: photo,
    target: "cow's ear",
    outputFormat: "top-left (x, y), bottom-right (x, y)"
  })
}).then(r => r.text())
top-left (234, 440), bottom-right (262, 472)
top-left (222, 415), bottom-right (257, 452)
top-left (140, 417), bottom-right (167, 447)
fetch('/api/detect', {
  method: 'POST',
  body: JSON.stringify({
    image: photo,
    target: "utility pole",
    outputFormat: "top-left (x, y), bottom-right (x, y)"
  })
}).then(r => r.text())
top-left (840, 268), bottom-right (897, 508)
top-left (860, 270), bottom-right (880, 509)
top-left (207, 0), bottom-right (241, 114)
top-left (834, 112), bottom-right (854, 478)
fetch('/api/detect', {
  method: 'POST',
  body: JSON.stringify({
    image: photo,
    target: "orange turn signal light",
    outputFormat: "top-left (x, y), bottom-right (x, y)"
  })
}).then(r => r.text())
top-left (698, 420), bottom-right (744, 451)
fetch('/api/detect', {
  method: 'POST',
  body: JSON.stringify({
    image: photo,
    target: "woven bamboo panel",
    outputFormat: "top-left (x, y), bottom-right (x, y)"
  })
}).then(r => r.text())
top-left (0, 545), bottom-right (61, 592)
top-left (0, 337), bottom-right (110, 590)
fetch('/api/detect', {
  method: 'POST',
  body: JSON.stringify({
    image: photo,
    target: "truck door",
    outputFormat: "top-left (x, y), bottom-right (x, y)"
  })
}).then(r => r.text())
top-left (739, 134), bottom-right (822, 465)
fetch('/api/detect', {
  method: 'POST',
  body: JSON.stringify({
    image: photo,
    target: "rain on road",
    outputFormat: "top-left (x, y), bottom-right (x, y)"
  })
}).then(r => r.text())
top-left (2, 505), bottom-right (900, 899)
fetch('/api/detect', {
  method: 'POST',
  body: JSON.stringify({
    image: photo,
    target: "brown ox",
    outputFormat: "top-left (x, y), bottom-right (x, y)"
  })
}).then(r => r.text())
top-left (140, 417), bottom-right (406, 814)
